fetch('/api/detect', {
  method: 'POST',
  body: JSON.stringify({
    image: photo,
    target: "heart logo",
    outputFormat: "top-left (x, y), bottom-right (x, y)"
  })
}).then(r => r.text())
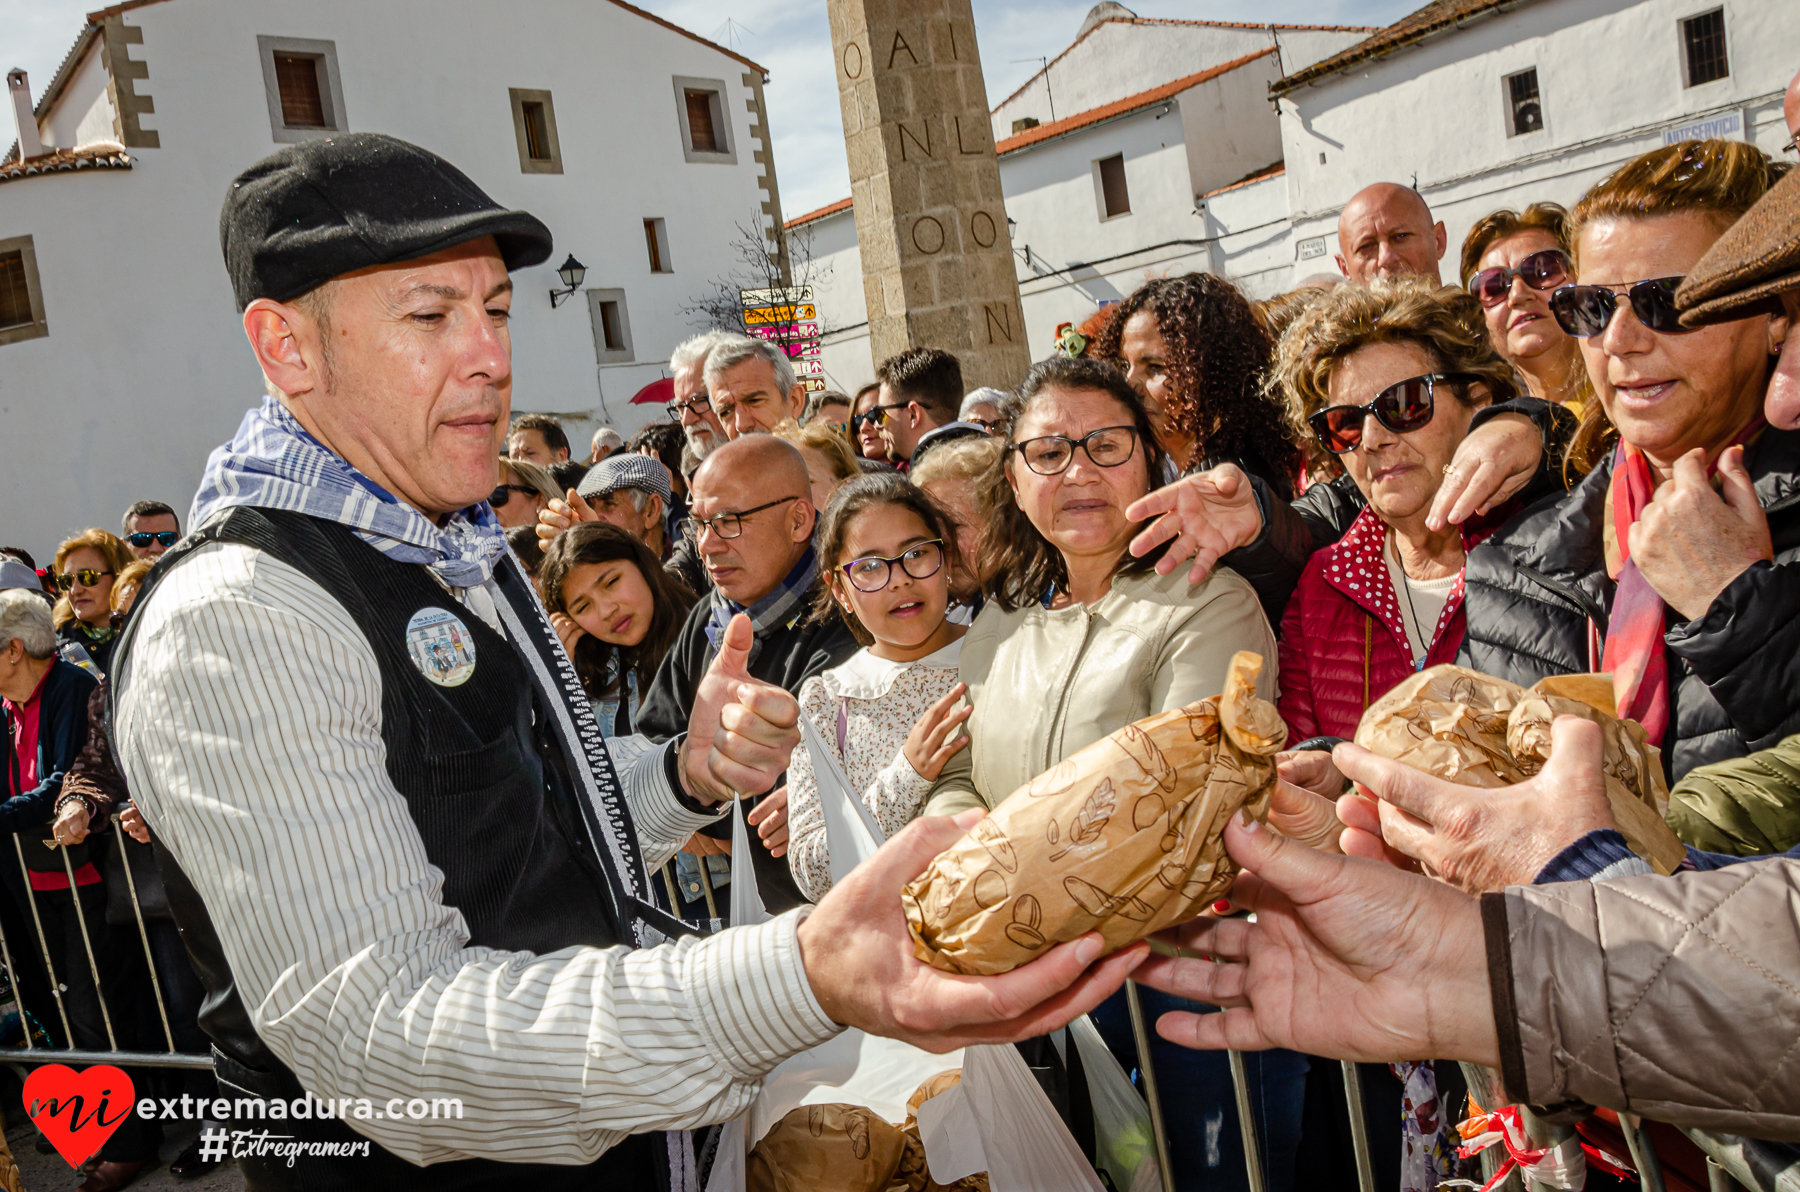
top-left (24, 1064), bottom-right (136, 1168)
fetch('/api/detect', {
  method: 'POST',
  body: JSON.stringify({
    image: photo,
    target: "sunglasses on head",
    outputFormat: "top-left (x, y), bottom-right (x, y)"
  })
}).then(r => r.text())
top-left (1468, 248), bottom-right (1571, 307)
top-left (1308, 373), bottom-right (1481, 454)
top-left (1550, 277), bottom-right (1690, 337)
top-left (126, 531), bottom-right (178, 549)
top-left (489, 483), bottom-right (538, 508)
top-left (53, 568), bottom-right (114, 591)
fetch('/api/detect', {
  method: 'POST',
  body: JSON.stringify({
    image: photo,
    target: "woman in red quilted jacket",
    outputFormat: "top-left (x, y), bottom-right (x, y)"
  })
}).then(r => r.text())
top-left (1272, 280), bottom-right (1525, 742)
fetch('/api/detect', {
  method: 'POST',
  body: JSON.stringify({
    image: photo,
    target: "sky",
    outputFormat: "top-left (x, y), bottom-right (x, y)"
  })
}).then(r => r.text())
top-left (2, 0), bottom-right (1417, 214)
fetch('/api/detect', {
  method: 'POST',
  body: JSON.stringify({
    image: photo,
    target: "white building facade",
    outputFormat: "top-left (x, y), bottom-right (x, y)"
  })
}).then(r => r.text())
top-left (794, 0), bottom-right (1797, 396)
top-left (1, 0), bottom-right (784, 558)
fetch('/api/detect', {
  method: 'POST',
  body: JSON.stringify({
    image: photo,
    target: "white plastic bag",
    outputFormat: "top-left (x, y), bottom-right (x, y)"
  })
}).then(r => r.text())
top-left (914, 1041), bottom-right (1105, 1192)
top-left (1069, 1015), bottom-right (1161, 1192)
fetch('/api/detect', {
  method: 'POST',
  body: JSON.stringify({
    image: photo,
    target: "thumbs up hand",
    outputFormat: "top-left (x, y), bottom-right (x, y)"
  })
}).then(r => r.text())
top-left (681, 613), bottom-right (801, 804)
top-left (1631, 445), bottom-right (1773, 620)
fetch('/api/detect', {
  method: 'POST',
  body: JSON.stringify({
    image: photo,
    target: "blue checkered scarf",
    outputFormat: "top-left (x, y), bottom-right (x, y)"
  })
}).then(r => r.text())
top-left (190, 396), bottom-right (507, 590)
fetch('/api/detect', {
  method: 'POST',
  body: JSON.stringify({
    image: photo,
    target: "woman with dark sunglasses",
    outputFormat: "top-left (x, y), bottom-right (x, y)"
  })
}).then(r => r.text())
top-left (1459, 203), bottom-right (1592, 412)
top-left (487, 456), bottom-right (560, 531)
top-left (850, 382), bottom-right (893, 466)
top-left (50, 528), bottom-right (134, 675)
top-left (1463, 139), bottom-right (1798, 787)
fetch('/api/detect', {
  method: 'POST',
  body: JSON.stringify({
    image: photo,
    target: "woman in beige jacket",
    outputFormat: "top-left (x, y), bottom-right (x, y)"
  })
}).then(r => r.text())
top-left (924, 355), bottom-right (1290, 1191)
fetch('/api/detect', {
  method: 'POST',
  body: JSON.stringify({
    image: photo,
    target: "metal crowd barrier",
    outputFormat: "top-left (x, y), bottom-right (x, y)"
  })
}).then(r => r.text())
top-left (0, 817), bottom-right (211, 1072)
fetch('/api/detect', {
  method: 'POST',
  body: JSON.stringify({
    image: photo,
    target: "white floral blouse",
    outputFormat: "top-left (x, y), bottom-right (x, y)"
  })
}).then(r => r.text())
top-left (786, 638), bottom-right (964, 902)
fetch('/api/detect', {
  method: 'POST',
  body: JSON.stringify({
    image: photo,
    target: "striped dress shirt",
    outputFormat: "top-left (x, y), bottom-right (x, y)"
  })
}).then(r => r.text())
top-left (114, 541), bottom-right (840, 1166)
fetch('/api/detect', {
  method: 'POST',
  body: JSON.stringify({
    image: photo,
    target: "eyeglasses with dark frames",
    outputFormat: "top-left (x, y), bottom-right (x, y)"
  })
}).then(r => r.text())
top-left (54, 568), bottom-right (114, 591)
top-left (1468, 248), bottom-right (1571, 307)
top-left (1308, 373), bottom-right (1482, 455)
top-left (1549, 277), bottom-right (1691, 337)
top-left (665, 394), bottom-right (713, 421)
top-left (1009, 425), bottom-right (1139, 476)
top-left (126, 531), bottom-right (179, 549)
top-left (680, 496), bottom-right (804, 543)
top-left (488, 483), bottom-right (539, 508)
top-left (841, 540), bottom-right (945, 593)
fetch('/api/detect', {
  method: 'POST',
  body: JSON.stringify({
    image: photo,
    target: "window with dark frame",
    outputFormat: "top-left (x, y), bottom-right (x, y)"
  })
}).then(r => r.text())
top-left (1682, 9), bottom-right (1728, 87)
top-left (521, 101), bottom-right (551, 161)
top-left (685, 90), bottom-right (719, 153)
top-left (273, 54), bottom-right (327, 128)
top-left (597, 300), bottom-right (625, 351)
top-left (1507, 69), bottom-right (1543, 136)
top-left (1098, 154), bottom-right (1130, 218)
top-left (0, 251), bottom-right (30, 331)
top-left (644, 219), bottom-right (671, 273)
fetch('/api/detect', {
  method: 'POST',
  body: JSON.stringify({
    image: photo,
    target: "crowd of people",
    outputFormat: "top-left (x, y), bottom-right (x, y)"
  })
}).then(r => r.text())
top-left (3, 77), bottom-right (1800, 1192)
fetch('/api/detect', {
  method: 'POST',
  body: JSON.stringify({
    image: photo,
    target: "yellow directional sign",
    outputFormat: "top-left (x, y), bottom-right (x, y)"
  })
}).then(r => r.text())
top-left (744, 303), bottom-right (816, 326)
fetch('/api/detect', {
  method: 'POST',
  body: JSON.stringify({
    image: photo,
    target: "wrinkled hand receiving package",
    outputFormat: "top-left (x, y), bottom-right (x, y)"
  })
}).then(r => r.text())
top-left (1352, 665), bottom-right (1684, 874)
top-left (904, 652), bottom-right (1286, 975)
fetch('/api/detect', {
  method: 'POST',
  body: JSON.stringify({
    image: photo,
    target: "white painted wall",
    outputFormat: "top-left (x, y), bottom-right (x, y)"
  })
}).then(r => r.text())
top-left (1176, 51), bottom-right (1285, 200)
top-left (1, 0), bottom-right (774, 559)
top-left (1277, 0), bottom-right (1799, 281)
top-left (991, 18), bottom-right (1371, 142)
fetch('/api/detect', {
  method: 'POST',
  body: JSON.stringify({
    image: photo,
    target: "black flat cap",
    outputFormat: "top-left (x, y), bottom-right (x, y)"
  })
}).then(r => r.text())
top-left (220, 133), bottom-right (553, 311)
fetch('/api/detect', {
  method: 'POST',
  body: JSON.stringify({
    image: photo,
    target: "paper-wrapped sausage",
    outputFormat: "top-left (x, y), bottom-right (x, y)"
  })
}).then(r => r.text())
top-left (1353, 665), bottom-right (1684, 874)
top-left (903, 653), bottom-right (1285, 976)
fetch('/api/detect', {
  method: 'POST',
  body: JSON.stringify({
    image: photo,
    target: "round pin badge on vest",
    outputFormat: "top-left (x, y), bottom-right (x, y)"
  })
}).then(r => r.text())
top-left (404, 607), bottom-right (477, 688)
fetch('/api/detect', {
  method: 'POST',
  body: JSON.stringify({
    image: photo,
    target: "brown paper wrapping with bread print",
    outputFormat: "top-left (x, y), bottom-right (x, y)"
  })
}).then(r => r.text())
top-left (903, 652), bottom-right (1286, 976)
top-left (746, 1075), bottom-right (990, 1192)
top-left (1352, 665), bottom-right (1685, 874)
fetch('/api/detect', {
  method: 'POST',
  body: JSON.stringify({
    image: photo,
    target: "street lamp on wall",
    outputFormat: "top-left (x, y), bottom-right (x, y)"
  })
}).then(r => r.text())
top-left (549, 254), bottom-right (587, 308)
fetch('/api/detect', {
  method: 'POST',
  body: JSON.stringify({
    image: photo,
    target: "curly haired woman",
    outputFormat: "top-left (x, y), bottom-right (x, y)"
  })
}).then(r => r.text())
top-left (1093, 272), bottom-right (1302, 498)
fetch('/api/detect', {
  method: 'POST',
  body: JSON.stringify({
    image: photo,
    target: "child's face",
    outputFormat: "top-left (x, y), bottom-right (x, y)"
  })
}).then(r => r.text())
top-left (561, 559), bottom-right (655, 647)
top-left (833, 504), bottom-right (950, 650)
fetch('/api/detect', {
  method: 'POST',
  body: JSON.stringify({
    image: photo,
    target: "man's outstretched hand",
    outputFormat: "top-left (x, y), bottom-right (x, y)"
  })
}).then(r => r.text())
top-left (1135, 813), bottom-right (1499, 1068)
top-left (1125, 463), bottom-right (1263, 586)
top-left (1333, 715), bottom-right (1616, 893)
top-left (799, 808), bottom-right (1147, 1052)
top-left (682, 614), bottom-right (800, 805)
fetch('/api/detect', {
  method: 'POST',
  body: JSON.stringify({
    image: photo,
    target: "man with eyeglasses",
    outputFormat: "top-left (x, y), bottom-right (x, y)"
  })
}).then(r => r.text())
top-left (873, 347), bottom-right (986, 467)
top-left (120, 500), bottom-right (180, 561)
top-left (632, 434), bottom-right (861, 913)
top-left (666, 330), bottom-right (732, 460)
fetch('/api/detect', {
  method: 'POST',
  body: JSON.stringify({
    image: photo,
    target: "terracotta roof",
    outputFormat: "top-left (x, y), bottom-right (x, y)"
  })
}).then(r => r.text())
top-left (785, 196), bottom-right (853, 230)
top-left (0, 143), bottom-right (132, 185)
top-left (996, 15), bottom-right (1382, 111)
top-left (1271, 0), bottom-right (1530, 96)
top-left (80, 0), bottom-right (764, 72)
top-left (1201, 161), bottom-right (1285, 198)
top-left (996, 47), bottom-right (1276, 156)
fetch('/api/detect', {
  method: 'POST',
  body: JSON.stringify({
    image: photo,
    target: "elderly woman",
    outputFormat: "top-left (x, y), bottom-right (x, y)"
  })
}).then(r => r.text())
top-left (775, 418), bottom-right (861, 512)
top-left (1460, 203), bottom-right (1591, 412)
top-left (1094, 272), bottom-right (1302, 495)
top-left (925, 356), bottom-right (1292, 1192)
top-left (490, 457), bottom-right (561, 531)
top-left (1274, 281), bottom-right (1527, 741)
top-left (911, 433), bottom-right (1004, 621)
top-left (51, 529), bottom-right (133, 675)
top-left (1463, 140), bottom-right (1796, 784)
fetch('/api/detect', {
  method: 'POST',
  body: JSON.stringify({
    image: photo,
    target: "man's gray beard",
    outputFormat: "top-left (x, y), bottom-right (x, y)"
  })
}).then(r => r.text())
top-left (685, 424), bottom-right (718, 459)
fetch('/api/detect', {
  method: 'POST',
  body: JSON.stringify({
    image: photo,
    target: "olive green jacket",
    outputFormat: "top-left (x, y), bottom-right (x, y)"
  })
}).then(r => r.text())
top-left (1668, 732), bottom-right (1800, 856)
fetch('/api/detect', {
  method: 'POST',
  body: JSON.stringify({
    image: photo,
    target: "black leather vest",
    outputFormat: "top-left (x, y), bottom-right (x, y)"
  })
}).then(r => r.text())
top-left (117, 508), bottom-right (663, 1190)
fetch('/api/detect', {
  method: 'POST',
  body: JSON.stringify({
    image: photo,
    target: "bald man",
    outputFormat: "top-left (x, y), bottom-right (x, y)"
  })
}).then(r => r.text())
top-left (1335, 182), bottom-right (1447, 285)
top-left (632, 436), bottom-right (859, 912)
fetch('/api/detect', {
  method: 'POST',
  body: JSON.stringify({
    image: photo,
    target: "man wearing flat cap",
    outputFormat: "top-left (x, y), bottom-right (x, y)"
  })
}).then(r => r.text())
top-left (110, 134), bottom-right (1139, 1191)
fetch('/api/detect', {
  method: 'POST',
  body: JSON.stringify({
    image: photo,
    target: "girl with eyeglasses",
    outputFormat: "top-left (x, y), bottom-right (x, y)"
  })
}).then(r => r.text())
top-left (50, 529), bottom-right (134, 675)
top-left (924, 356), bottom-right (1291, 1192)
top-left (783, 474), bottom-right (970, 902)
top-left (1460, 202), bottom-right (1594, 414)
top-left (1461, 139), bottom-right (1799, 792)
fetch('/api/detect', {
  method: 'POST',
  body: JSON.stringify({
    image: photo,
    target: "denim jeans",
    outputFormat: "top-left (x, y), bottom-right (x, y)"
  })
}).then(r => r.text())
top-left (1091, 985), bottom-right (1309, 1192)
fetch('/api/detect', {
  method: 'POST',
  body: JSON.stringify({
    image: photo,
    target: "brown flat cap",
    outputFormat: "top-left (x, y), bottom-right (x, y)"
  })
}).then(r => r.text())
top-left (1678, 166), bottom-right (1800, 327)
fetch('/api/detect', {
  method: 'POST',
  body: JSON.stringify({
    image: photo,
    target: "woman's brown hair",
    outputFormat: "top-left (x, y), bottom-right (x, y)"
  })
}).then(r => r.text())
top-left (1562, 140), bottom-right (1789, 473)
top-left (1270, 278), bottom-right (1518, 479)
top-left (981, 356), bottom-right (1170, 612)
top-left (811, 473), bottom-right (963, 647)
top-left (1091, 272), bottom-right (1301, 498)
top-left (539, 523), bottom-right (695, 701)
top-left (51, 529), bottom-right (134, 630)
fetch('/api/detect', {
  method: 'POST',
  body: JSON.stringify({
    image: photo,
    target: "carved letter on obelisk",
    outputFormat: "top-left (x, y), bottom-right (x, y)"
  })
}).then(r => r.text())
top-left (827, 0), bottom-right (1030, 390)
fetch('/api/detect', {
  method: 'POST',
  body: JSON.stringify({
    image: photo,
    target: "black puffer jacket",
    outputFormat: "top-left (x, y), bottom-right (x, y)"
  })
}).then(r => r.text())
top-left (1460, 427), bottom-right (1800, 782)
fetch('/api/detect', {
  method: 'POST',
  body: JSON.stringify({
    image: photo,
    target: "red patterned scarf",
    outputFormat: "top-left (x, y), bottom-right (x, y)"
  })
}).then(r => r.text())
top-left (1602, 421), bottom-right (1764, 746)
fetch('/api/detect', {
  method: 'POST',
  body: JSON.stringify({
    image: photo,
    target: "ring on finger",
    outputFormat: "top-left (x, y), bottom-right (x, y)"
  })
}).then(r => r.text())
top-left (1442, 464), bottom-right (1458, 476)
